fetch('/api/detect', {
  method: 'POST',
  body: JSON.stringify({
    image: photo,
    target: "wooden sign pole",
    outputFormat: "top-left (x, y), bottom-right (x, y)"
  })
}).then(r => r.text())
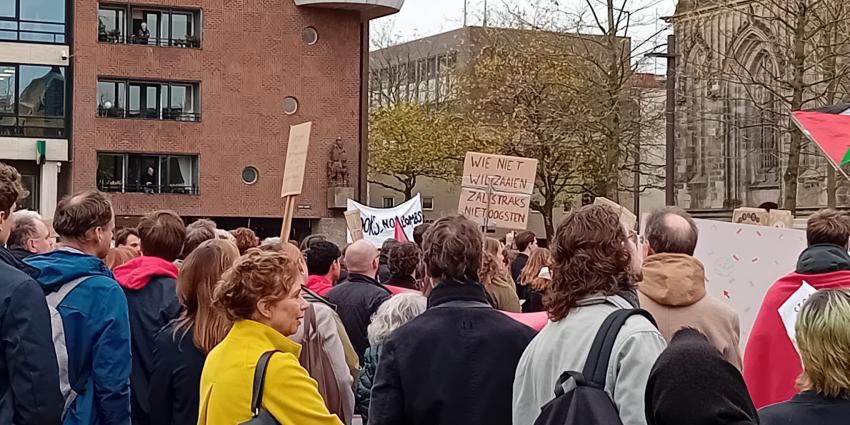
top-left (280, 195), bottom-right (296, 240)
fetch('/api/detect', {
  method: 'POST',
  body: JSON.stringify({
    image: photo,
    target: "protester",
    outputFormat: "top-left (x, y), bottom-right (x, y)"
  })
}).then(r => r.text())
top-left (149, 239), bottom-right (238, 425)
top-left (383, 241), bottom-right (421, 291)
top-left (412, 224), bottom-right (430, 281)
top-left (517, 248), bottom-right (553, 313)
top-left (230, 227), bottom-right (259, 255)
top-left (639, 207), bottom-right (742, 369)
top-left (744, 209), bottom-right (850, 408)
top-left (179, 224), bottom-right (216, 265)
top-left (115, 227), bottom-right (142, 256)
top-left (645, 329), bottom-right (758, 425)
top-left (187, 218), bottom-right (216, 231)
top-left (0, 162), bottom-right (63, 425)
top-left (480, 237), bottom-right (522, 312)
top-left (199, 249), bottom-right (343, 425)
top-left (510, 230), bottom-right (536, 286)
top-left (356, 293), bottom-right (427, 424)
top-left (112, 210), bottom-right (185, 425)
top-left (378, 239), bottom-right (399, 284)
top-left (7, 209), bottom-right (52, 260)
top-left (215, 228), bottom-right (235, 242)
top-left (759, 289), bottom-right (850, 424)
top-left (512, 205), bottom-right (666, 425)
top-left (26, 190), bottom-right (132, 425)
top-left (301, 234), bottom-right (328, 251)
top-left (327, 240), bottom-right (392, 360)
top-left (286, 243), bottom-right (355, 424)
top-left (105, 245), bottom-right (139, 270)
top-left (305, 240), bottom-right (342, 296)
top-left (369, 216), bottom-right (536, 425)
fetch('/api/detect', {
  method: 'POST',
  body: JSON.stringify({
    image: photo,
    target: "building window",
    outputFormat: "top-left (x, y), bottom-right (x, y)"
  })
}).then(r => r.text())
top-left (242, 166), bottom-right (258, 185)
top-left (0, 63), bottom-right (67, 138)
top-left (422, 196), bottom-right (434, 211)
top-left (302, 27), bottom-right (318, 45)
top-left (97, 152), bottom-right (199, 194)
top-left (98, 4), bottom-right (201, 48)
top-left (382, 197), bottom-right (395, 208)
top-left (282, 96), bottom-right (299, 115)
top-left (0, 0), bottom-right (66, 43)
top-left (370, 51), bottom-right (458, 108)
top-left (97, 78), bottom-right (200, 121)
top-left (18, 174), bottom-right (37, 211)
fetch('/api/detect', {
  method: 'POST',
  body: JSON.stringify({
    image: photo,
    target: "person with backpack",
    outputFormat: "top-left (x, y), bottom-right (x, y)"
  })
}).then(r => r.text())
top-left (0, 162), bottom-right (63, 425)
top-left (148, 239), bottom-right (239, 425)
top-left (744, 209), bottom-right (850, 408)
top-left (645, 328), bottom-right (757, 425)
top-left (512, 205), bottom-right (666, 425)
top-left (198, 249), bottom-right (343, 425)
top-left (26, 190), bottom-right (132, 425)
top-left (112, 211), bottom-right (185, 425)
top-left (368, 216), bottom-right (536, 425)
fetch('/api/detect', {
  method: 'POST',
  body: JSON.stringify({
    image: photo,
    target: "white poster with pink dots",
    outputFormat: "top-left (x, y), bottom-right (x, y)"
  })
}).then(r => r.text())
top-left (692, 219), bottom-right (807, 346)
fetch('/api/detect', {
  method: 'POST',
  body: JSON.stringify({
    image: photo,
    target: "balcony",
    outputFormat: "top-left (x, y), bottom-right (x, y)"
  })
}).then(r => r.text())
top-left (98, 5), bottom-right (201, 48)
top-left (97, 152), bottom-right (200, 195)
top-left (96, 79), bottom-right (201, 122)
top-left (294, 0), bottom-right (403, 20)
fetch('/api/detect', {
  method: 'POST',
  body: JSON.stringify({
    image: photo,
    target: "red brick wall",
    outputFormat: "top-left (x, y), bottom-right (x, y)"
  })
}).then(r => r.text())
top-left (72, 0), bottom-right (363, 219)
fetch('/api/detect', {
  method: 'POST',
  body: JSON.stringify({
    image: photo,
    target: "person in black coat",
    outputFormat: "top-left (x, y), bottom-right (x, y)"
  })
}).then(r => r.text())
top-left (645, 328), bottom-right (758, 425)
top-left (368, 216), bottom-right (536, 425)
top-left (510, 230), bottom-right (535, 290)
top-left (382, 241), bottom-right (420, 291)
top-left (111, 211), bottom-right (186, 425)
top-left (327, 240), bottom-right (391, 360)
top-left (0, 162), bottom-right (63, 425)
top-left (377, 239), bottom-right (399, 284)
top-left (759, 289), bottom-right (850, 425)
top-left (149, 239), bottom-right (239, 425)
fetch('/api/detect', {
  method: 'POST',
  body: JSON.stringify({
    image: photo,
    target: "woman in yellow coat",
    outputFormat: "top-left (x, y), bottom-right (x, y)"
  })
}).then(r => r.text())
top-left (197, 249), bottom-right (343, 425)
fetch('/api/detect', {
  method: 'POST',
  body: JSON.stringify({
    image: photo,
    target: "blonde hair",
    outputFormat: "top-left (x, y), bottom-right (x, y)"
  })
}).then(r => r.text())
top-left (479, 237), bottom-right (505, 287)
top-left (519, 248), bottom-right (553, 290)
top-left (796, 289), bottom-right (850, 398)
top-left (367, 293), bottom-right (427, 346)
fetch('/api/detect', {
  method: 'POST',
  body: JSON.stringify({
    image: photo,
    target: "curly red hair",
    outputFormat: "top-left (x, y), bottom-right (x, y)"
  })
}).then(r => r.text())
top-left (546, 205), bottom-right (637, 321)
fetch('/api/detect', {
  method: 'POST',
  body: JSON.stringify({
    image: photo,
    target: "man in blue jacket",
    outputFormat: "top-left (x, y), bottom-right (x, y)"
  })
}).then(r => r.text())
top-left (26, 190), bottom-right (132, 425)
top-left (0, 162), bottom-right (63, 425)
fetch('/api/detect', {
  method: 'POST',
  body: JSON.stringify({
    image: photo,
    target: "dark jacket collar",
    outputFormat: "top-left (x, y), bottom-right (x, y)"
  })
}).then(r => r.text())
top-left (347, 273), bottom-right (390, 292)
top-left (0, 246), bottom-right (39, 279)
top-left (796, 244), bottom-right (850, 275)
top-left (427, 280), bottom-right (491, 309)
top-left (386, 275), bottom-right (418, 290)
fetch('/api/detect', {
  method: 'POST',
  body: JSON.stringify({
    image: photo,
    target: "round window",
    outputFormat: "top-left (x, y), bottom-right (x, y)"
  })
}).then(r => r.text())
top-left (302, 27), bottom-right (319, 45)
top-left (283, 97), bottom-right (299, 115)
top-left (242, 166), bottom-right (259, 185)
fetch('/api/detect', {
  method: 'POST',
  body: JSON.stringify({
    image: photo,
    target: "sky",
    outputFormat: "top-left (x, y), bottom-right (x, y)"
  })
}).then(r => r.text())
top-left (372, 0), bottom-right (679, 68)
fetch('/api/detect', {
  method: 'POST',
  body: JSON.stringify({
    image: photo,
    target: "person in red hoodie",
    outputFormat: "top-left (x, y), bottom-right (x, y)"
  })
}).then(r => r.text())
top-left (744, 208), bottom-right (850, 408)
top-left (112, 210), bottom-right (186, 425)
top-left (304, 240), bottom-right (342, 296)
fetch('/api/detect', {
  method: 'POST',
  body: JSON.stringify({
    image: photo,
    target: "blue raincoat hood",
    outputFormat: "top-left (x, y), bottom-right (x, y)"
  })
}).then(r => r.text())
top-left (25, 248), bottom-right (114, 290)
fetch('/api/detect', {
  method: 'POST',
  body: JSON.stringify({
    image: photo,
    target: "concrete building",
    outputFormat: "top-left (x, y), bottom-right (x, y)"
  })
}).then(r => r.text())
top-left (1, 0), bottom-right (401, 240)
top-left (368, 26), bottom-right (666, 237)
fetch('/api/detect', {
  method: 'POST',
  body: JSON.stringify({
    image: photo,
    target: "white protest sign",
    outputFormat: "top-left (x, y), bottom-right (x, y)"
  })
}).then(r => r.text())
top-left (347, 195), bottom-right (424, 247)
top-left (459, 152), bottom-right (538, 230)
top-left (778, 281), bottom-right (817, 350)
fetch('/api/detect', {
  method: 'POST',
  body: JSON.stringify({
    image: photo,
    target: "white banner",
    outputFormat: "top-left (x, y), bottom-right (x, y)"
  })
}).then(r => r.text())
top-left (347, 195), bottom-right (424, 247)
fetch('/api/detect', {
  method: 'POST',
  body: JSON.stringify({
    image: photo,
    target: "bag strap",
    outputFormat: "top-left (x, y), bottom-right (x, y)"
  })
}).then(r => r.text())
top-left (46, 276), bottom-right (92, 308)
top-left (581, 308), bottom-right (656, 388)
top-left (250, 350), bottom-right (282, 417)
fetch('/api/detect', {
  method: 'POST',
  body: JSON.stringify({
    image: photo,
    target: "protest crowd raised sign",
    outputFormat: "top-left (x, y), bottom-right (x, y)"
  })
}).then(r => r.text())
top-left (347, 195), bottom-right (424, 247)
top-left (458, 152), bottom-right (538, 230)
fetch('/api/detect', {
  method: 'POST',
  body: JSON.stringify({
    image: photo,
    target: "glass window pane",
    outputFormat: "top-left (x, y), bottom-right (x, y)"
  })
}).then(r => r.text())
top-left (160, 12), bottom-right (170, 46)
top-left (127, 155), bottom-right (159, 193)
top-left (128, 85), bottom-right (140, 117)
top-left (97, 154), bottom-right (124, 192)
top-left (172, 13), bottom-right (189, 42)
top-left (18, 175), bottom-right (37, 211)
top-left (145, 85), bottom-right (158, 118)
top-left (0, 0), bottom-right (15, 19)
top-left (0, 66), bottom-right (15, 115)
top-left (166, 156), bottom-right (193, 192)
top-left (21, 0), bottom-right (65, 23)
top-left (98, 8), bottom-right (125, 42)
top-left (18, 65), bottom-right (65, 118)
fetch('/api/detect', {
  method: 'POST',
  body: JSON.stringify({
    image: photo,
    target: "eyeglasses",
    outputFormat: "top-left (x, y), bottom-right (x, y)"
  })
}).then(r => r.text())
top-left (627, 230), bottom-right (644, 246)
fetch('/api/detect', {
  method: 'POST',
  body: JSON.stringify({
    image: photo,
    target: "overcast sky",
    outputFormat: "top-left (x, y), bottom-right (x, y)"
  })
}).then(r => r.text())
top-left (372, 0), bottom-right (679, 65)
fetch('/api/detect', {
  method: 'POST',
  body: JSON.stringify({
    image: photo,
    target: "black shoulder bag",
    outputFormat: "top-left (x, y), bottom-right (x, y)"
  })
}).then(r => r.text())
top-left (240, 350), bottom-right (283, 425)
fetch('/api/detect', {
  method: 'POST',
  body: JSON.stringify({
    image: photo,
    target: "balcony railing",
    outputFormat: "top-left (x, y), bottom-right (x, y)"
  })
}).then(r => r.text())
top-left (0, 116), bottom-right (66, 138)
top-left (96, 106), bottom-right (201, 122)
top-left (98, 32), bottom-right (200, 48)
top-left (98, 182), bottom-right (199, 195)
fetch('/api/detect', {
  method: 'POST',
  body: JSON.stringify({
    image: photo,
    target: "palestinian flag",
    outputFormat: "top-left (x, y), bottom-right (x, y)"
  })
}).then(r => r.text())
top-left (791, 104), bottom-right (850, 167)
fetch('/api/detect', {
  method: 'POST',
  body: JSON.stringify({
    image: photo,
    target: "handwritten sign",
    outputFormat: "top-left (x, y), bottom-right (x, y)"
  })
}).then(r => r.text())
top-left (458, 152), bottom-right (538, 230)
top-left (344, 209), bottom-right (364, 242)
top-left (281, 122), bottom-right (313, 197)
top-left (778, 280), bottom-right (818, 352)
top-left (733, 207), bottom-right (770, 226)
top-left (347, 195), bottom-right (424, 247)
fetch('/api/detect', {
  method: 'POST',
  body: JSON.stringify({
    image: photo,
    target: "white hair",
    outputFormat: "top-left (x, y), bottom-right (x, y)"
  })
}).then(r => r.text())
top-left (12, 209), bottom-right (42, 221)
top-left (367, 293), bottom-right (427, 347)
top-left (215, 229), bottom-right (235, 242)
top-left (261, 237), bottom-right (282, 247)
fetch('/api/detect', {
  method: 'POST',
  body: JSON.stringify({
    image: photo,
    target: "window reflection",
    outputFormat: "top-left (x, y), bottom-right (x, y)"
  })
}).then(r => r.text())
top-left (0, 65), bottom-right (15, 114)
top-left (2, 0), bottom-right (66, 43)
top-left (0, 63), bottom-right (66, 138)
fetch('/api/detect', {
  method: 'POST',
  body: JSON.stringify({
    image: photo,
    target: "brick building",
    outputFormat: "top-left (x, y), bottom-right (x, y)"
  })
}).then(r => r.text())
top-left (1, 0), bottom-right (401, 239)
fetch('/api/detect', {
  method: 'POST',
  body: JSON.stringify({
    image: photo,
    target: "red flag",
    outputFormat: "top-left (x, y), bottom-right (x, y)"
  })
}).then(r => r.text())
top-left (792, 104), bottom-right (850, 167)
top-left (393, 217), bottom-right (409, 242)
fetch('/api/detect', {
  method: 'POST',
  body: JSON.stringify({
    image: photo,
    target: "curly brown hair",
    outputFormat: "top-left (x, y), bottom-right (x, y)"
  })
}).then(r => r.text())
top-left (519, 248), bottom-right (553, 290)
top-left (546, 205), bottom-right (637, 322)
top-left (389, 241), bottom-right (420, 277)
top-left (479, 237), bottom-right (505, 287)
top-left (230, 227), bottom-right (259, 255)
top-left (213, 248), bottom-right (303, 321)
top-left (0, 162), bottom-right (29, 216)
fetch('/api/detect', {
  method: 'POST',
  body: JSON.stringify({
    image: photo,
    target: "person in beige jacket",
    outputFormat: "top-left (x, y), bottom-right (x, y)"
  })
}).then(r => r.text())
top-left (639, 207), bottom-right (743, 369)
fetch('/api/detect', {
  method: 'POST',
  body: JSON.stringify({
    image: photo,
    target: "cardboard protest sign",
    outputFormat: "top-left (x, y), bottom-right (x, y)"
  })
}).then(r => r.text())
top-left (778, 280), bottom-right (817, 351)
top-left (733, 207), bottom-right (794, 228)
top-left (347, 195), bottom-right (424, 247)
top-left (593, 197), bottom-right (637, 231)
top-left (344, 209), bottom-right (364, 242)
top-left (281, 122), bottom-right (313, 197)
top-left (459, 187), bottom-right (532, 229)
top-left (459, 152), bottom-right (538, 230)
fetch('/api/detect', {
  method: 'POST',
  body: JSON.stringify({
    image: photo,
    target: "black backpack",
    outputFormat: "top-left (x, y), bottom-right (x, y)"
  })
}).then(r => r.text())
top-left (533, 308), bottom-right (657, 425)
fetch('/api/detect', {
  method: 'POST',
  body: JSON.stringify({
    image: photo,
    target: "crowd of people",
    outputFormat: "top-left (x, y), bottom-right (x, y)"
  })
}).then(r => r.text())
top-left (0, 159), bottom-right (848, 425)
